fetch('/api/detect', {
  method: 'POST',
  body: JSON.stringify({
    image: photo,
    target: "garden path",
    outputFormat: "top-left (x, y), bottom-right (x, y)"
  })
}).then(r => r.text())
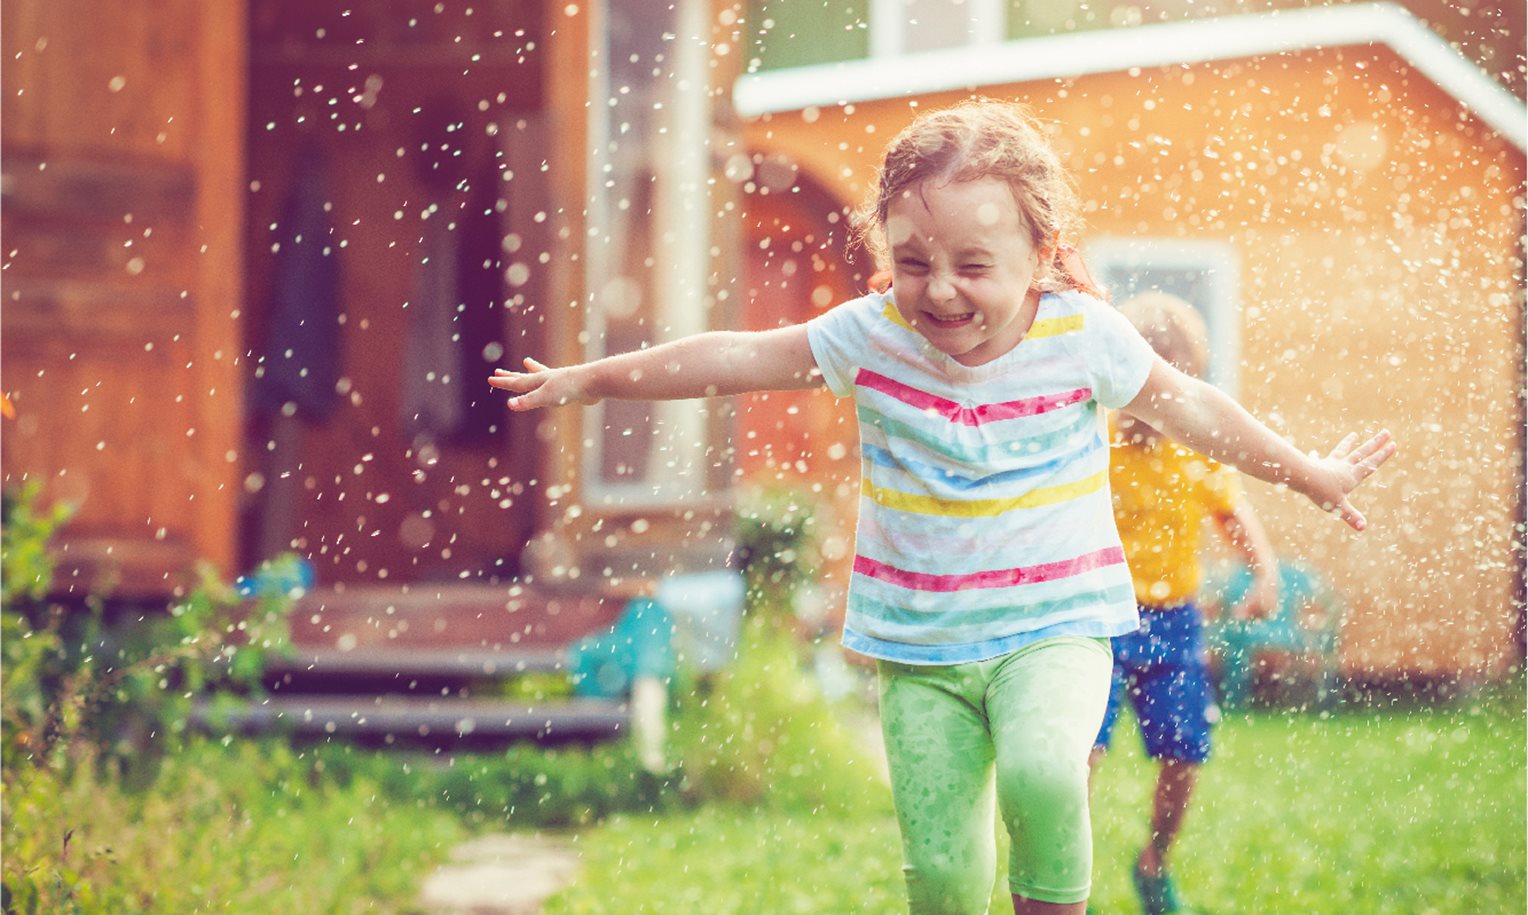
top-left (417, 832), bottom-right (580, 915)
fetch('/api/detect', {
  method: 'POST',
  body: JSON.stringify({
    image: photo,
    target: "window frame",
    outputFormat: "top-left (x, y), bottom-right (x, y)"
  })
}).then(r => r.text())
top-left (1083, 237), bottom-right (1243, 397)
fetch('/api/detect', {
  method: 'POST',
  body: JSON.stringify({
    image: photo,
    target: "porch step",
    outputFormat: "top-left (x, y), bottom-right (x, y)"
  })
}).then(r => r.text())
top-left (267, 646), bottom-right (569, 680)
top-left (196, 694), bottom-right (628, 742)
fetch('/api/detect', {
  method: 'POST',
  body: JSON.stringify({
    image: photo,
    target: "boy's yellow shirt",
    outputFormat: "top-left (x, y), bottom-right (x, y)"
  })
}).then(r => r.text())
top-left (1109, 419), bottom-right (1241, 608)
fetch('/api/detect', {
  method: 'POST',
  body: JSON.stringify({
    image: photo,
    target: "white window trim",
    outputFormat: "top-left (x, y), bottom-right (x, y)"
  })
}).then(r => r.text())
top-left (1084, 237), bottom-right (1243, 397)
top-left (869, 0), bottom-right (1007, 58)
top-left (581, 0), bottom-right (713, 511)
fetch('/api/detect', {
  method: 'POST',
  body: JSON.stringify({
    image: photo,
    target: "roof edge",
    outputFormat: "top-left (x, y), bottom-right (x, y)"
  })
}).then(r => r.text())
top-left (732, 2), bottom-right (1526, 152)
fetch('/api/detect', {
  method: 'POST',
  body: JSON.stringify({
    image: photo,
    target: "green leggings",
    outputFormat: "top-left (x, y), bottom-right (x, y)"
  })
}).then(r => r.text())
top-left (878, 636), bottom-right (1113, 912)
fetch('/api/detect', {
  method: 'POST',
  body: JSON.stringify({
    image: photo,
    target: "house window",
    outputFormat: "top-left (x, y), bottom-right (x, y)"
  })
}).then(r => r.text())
top-left (869, 0), bottom-right (1006, 56)
top-left (583, 0), bottom-right (713, 508)
top-left (1084, 239), bottom-right (1242, 396)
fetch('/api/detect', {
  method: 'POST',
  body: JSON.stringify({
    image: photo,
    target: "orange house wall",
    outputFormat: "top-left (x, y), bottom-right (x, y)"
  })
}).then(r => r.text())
top-left (743, 46), bottom-right (1526, 678)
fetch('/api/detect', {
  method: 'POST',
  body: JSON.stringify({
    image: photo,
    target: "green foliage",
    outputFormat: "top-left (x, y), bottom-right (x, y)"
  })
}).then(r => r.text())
top-left (0, 482), bottom-right (73, 606)
top-left (307, 740), bottom-right (673, 830)
top-left (733, 485), bottom-right (822, 617)
top-left (1, 546), bottom-right (297, 781)
top-left (2, 485), bottom-right (304, 908)
top-left (668, 614), bottom-right (887, 816)
top-left (1, 738), bottom-right (466, 914)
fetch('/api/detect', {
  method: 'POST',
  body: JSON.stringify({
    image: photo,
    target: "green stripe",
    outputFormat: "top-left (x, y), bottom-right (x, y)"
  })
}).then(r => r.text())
top-left (852, 583), bottom-right (1138, 635)
top-left (857, 402), bottom-right (1099, 465)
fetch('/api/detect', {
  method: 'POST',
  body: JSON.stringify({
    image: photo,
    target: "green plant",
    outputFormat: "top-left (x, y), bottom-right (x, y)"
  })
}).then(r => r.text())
top-left (1, 485), bottom-right (297, 782)
top-left (734, 485), bottom-right (822, 615)
top-left (668, 613), bottom-right (886, 815)
top-left (0, 482), bottom-right (73, 607)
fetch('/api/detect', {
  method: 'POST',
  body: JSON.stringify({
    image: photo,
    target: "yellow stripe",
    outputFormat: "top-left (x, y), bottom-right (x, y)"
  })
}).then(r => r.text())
top-left (862, 470), bottom-right (1107, 517)
top-left (882, 301), bottom-right (916, 333)
top-left (880, 303), bottom-right (1083, 339)
top-left (1026, 313), bottom-right (1084, 339)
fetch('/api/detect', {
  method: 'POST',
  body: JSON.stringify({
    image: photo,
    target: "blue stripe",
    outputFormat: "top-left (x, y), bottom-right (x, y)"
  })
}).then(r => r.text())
top-left (843, 615), bottom-right (1138, 665)
top-left (848, 583), bottom-right (1138, 637)
top-left (861, 435), bottom-right (1104, 493)
top-left (858, 402), bottom-right (1100, 467)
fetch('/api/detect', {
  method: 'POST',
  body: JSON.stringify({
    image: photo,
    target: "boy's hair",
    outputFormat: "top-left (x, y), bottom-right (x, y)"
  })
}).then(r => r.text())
top-left (1117, 291), bottom-right (1211, 379)
top-left (853, 98), bottom-right (1085, 294)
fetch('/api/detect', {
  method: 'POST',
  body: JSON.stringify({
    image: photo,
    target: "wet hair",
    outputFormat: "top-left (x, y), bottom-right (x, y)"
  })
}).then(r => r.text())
top-left (853, 98), bottom-right (1088, 294)
top-left (1117, 291), bottom-right (1211, 379)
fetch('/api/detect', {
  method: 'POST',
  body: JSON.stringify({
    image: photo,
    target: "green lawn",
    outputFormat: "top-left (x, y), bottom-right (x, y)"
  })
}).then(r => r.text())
top-left (547, 682), bottom-right (1526, 915)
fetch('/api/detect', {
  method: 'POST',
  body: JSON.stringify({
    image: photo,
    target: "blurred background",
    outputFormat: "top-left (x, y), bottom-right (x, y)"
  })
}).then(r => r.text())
top-left (3, 0), bottom-right (1522, 686)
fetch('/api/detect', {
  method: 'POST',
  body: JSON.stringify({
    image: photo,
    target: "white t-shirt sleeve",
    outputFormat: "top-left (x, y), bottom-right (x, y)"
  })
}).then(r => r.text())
top-left (805, 293), bottom-right (878, 398)
top-left (1078, 294), bottom-right (1156, 409)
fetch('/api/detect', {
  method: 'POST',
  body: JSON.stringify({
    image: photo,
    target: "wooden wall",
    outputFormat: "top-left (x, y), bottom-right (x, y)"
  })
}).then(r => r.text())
top-left (742, 46), bottom-right (1526, 678)
top-left (1, 0), bottom-right (247, 594)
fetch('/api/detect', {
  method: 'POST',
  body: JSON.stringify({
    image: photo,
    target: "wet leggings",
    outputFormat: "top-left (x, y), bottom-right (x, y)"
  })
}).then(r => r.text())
top-left (878, 636), bottom-right (1113, 913)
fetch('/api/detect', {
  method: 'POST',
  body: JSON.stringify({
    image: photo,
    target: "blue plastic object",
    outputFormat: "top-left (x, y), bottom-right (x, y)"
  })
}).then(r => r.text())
top-left (1201, 560), bottom-right (1345, 709)
top-left (235, 556), bottom-right (315, 599)
top-left (568, 597), bottom-right (677, 700)
top-left (657, 570), bottom-right (745, 673)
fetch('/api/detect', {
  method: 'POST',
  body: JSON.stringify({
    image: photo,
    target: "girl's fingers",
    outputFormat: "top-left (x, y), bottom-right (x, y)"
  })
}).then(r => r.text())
top-left (1335, 496), bottom-right (1367, 532)
top-left (1327, 432), bottom-right (1359, 461)
top-left (1350, 430), bottom-right (1395, 464)
top-left (524, 357), bottom-right (552, 372)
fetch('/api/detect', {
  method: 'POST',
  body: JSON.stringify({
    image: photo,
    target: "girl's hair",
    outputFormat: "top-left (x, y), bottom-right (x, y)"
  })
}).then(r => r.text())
top-left (1117, 291), bottom-right (1211, 379)
top-left (853, 98), bottom-right (1091, 295)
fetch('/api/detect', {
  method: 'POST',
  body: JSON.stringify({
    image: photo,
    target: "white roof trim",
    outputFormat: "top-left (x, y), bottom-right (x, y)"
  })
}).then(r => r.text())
top-left (733, 2), bottom-right (1526, 151)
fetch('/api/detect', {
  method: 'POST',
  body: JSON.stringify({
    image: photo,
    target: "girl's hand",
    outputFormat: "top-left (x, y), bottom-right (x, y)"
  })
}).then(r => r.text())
top-left (488, 358), bottom-right (594, 411)
top-left (1306, 430), bottom-right (1396, 531)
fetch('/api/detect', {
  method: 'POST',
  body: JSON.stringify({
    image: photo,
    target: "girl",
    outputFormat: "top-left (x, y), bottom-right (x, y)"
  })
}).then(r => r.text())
top-left (489, 99), bottom-right (1394, 915)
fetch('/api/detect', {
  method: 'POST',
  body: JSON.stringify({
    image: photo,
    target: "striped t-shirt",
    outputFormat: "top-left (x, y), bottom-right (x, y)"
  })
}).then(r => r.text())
top-left (806, 288), bottom-right (1156, 664)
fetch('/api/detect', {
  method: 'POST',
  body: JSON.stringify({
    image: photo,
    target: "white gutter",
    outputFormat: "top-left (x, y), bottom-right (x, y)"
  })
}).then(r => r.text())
top-left (733, 2), bottom-right (1526, 151)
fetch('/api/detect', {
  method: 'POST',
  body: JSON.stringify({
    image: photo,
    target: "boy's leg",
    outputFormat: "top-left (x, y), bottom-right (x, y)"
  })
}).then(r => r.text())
top-left (986, 637), bottom-right (1113, 910)
top-left (879, 660), bottom-right (999, 915)
top-left (1139, 759), bottom-right (1200, 876)
top-left (1126, 607), bottom-right (1214, 912)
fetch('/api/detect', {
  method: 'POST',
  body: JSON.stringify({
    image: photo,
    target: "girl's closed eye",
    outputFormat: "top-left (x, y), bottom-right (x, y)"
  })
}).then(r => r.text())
top-left (897, 258), bottom-right (930, 274)
top-left (960, 263), bottom-right (991, 275)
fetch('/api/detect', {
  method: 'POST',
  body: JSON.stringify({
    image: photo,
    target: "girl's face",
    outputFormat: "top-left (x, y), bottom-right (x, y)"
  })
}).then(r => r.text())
top-left (885, 177), bottom-right (1055, 367)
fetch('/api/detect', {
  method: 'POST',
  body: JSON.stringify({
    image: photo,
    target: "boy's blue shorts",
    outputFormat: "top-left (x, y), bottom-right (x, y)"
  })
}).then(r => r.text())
top-left (1093, 602), bottom-right (1215, 764)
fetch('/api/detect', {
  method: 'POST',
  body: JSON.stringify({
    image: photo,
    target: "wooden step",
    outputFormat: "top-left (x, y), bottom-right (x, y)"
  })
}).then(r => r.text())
top-left (286, 584), bottom-right (628, 655)
top-left (267, 646), bottom-right (569, 680)
top-left (195, 694), bottom-right (629, 741)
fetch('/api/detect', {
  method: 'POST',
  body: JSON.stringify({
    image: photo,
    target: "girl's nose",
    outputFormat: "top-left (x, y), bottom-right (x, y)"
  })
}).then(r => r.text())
top-left (927, 273), bottom-right (957, 303)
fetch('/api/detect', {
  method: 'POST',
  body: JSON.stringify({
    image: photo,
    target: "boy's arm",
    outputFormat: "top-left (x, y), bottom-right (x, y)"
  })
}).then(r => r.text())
top-left (1211, 501), bottom-right (1280, 620)
top-left (1121, 357), bottom-right (1396, 531)
top-left (488, 324), bottom-right (821, 411)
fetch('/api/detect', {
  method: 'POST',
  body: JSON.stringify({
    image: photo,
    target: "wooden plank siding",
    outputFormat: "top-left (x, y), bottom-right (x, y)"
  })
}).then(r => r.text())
top-left (2, 0), bottom-right (247, 594)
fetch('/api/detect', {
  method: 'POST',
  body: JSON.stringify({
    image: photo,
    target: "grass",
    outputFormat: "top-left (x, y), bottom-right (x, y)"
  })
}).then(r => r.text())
top-left (546, 677), bottom-right (1526, 915)
top-left (2, 739), bottom-right (469, 913)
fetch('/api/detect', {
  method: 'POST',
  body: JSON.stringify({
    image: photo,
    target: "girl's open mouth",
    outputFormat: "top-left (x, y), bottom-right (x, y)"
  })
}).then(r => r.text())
top-left (923, 312), bottom-right (975, 328)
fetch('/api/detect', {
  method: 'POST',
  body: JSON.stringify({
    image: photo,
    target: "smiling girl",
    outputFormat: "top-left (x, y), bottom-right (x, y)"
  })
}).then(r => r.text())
top-left (489, 99), bottom-right (1394, 914)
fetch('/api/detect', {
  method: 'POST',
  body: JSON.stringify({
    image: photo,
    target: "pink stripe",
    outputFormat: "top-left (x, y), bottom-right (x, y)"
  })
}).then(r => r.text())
top-left (854, 546), bottom-right (1126, 592)
top-left (854, 369), bottom-right (1091, 426)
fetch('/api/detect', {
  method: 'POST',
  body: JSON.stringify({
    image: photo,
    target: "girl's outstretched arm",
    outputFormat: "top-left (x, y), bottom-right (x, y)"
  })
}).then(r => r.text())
top-left (1122, 357), bottom-right (1396, 531)
top-left (487, 323), bottom-right (820, 411)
